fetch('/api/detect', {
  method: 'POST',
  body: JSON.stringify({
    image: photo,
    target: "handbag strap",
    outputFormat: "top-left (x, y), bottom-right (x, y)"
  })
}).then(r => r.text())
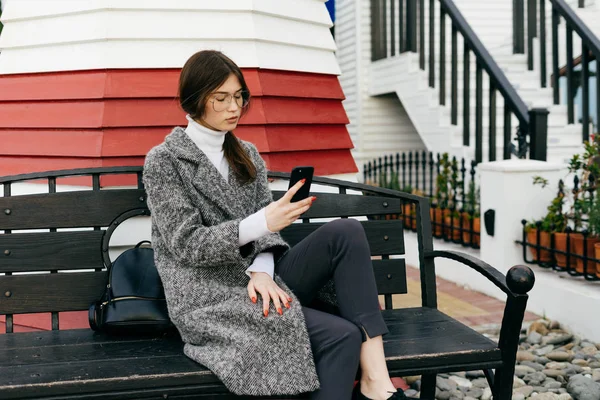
top-left (102, 208), bottom-right (151, 270)
top-left (135, 240), bottom-right (152, 248)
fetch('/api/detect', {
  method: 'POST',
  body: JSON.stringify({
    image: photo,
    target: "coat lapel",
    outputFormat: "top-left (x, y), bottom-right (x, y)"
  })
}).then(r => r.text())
top-left (164, 128), bottom-right (244, 218)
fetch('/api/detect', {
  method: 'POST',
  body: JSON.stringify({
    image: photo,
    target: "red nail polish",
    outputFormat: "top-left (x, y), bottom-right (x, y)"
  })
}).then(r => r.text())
top-left (285, 303), bottom-right (290, 309)
top-left (264, 310), bottom-right (268, 317)
top-left (312, 196), bottom-right (317, 201)
top-left (252, 297), bottom-right (257, 303)
top-left (277, 308), bottom-right (283, 315)
top-left (288, 297), bottom-right (293, 302)
top-left (301, 178), bottom-right (306, 184)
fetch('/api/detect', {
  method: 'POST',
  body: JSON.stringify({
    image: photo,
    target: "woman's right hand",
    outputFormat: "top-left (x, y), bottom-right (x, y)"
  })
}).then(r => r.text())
top-left (265, 179), bottom-right (316, 232)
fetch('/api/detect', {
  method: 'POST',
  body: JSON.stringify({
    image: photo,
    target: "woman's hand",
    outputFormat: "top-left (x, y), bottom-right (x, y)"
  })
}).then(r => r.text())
top-left (247, 272), bottom-right (292, 317)
top-left (264, 179), bottom-right (315, 232)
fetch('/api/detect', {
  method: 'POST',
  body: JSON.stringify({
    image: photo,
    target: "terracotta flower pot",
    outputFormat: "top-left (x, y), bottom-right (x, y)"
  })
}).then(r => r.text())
top-left (553, 232), bottom-right (577, 270)
top-left (526, 229), bottom-right (552, 263)
top-left (402, 204), bottom-right (417, 230)
top-left (444, 214), bottom-right (462, 240)
top-left (462, 215), bottom-right (481, 247)
top-left (595, 242), bottom-right (600, 279)
top-left (572, 234), bottom-right (600, 274)
top-left (430, 208), bottom-right (448, 236)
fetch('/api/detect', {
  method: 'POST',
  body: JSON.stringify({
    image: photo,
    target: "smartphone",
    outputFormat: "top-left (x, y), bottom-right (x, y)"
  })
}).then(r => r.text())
top-left (288, 166), bottom-right (314, 203)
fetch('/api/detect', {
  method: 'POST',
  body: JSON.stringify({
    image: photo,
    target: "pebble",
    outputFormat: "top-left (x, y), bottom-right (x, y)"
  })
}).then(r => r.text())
top-left (544, 334), bottom-right (574, 346)
top-left (448, 376), bottom-right (472, 389)
top-left (481, 387), bottom-right (492, 400)
top-left (426, 319), bottom-right (600, 399)
top-left (557, 394), bottom-right (573, 400)
top-left (544, 369), bottom-right (567, 378)
top-left (536, 345), bottom-right (556, 356)
top-left (516, 386), bottom-right (535, 397)
top-left (465, 387), bottom-right (483, 398)
top-left (547, 352), bottom-right (573, 362)
top-left (522, 361), bottom-right (546, 371)
top-left (516, 365), bottom-right (539, 377)
top-left (566, 374), bottom-right (600, 400)
top-left (532, 393), bottom-right (559, 399)
top-left (529, 331), bottom-right (543, 344)
top-left (519, 351), bottom-right (538, 362)
top-left (471, 378), bottom-right (488, 389)
top-left (437, 377), bottom-right (457, 392)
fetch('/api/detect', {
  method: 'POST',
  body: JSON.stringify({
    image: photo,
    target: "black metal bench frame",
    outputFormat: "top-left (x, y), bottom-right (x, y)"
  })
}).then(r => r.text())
top-left (0, 166), bottom-right (534, 400)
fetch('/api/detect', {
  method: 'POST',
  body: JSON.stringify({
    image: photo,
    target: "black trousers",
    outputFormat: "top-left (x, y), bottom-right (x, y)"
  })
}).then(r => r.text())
top-left (276, 219), bottom-right (389, 400)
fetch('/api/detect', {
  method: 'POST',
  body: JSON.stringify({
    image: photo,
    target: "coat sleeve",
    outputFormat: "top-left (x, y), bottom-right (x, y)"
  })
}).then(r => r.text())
top-left (245, 143), bottom-right (290, 262)
top-left (143, 147), bottom-right (254, 267)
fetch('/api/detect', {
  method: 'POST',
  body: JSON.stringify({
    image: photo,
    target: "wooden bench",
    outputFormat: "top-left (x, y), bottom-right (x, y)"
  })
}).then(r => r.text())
top-left (0, 166), bottom-right (535, 400)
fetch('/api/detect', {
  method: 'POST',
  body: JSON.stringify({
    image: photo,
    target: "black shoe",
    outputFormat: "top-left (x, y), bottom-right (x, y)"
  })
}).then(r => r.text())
top-left (351, 381), bottom-right (409, 400)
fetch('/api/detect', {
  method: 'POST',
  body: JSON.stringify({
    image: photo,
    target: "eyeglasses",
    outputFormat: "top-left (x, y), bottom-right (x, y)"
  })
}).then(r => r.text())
top-left (210, 90), bottom-right (250, 112)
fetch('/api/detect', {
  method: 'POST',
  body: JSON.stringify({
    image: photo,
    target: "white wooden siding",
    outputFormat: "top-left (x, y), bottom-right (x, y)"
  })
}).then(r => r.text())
top-left (336, 0), bottom-right (425, 175)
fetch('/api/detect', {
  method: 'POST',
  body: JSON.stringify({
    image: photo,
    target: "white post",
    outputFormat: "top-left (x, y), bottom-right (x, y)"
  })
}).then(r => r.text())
top-left (479, 159), bottom-right (566, 275)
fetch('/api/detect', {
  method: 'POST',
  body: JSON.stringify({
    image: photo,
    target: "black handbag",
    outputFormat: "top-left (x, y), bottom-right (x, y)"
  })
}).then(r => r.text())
top-left (89, 240), bottom-right (173, 334)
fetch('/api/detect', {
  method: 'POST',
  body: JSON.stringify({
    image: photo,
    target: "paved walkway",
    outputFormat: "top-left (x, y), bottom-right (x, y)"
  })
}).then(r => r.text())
top-left (1, 266), bottom-right (540, 333)
top-left (392, 266), bottom-right (540, 327)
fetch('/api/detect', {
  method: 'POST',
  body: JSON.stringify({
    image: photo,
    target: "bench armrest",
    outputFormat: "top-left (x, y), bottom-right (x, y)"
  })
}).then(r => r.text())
top-left (424, 249), bottom-right (535, 384)
top-left (424, 250), bottom-right (535, 298)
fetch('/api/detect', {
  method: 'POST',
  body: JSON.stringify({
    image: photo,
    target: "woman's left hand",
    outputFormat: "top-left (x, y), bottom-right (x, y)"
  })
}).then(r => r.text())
top-left (247, 272), bottom-right (292, 317)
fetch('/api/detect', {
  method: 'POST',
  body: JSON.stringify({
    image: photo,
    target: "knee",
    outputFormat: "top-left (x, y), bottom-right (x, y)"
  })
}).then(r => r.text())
top-left (324, 219), bottom-right (364, 239)
top-left (337, 322), bottom-right (363, 351)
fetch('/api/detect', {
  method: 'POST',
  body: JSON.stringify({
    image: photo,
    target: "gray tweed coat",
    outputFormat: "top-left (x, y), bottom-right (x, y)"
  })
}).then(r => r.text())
top-left (142, 127), bottom-right (320, 396)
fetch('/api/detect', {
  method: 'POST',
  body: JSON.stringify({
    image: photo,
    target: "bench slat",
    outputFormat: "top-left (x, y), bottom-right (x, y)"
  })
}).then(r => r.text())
top-left (3, 336), bottom-right (184, 367)
top-left (373, 259), bottom-right (407, 294)
top-left (0, 259), bottom-right (407, 315)
top-left (281, 220), bottom-right (404, 255)
top-left (0, 231), bottom-right (105, 273)
top-left (0, 190), bottom-right (147, 230)
top-left (272, 191), bottom-right (403, 218)
top-left (0, 272), bottom-right (107, 314)
top-left (0, 352), bottom-right (220, 400)
top-left (0, 308), bottom-right (503, 399)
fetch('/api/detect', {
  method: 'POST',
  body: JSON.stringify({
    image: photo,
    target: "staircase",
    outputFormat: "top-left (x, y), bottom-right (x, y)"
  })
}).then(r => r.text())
top-left (365, 0), bottom-right (599, 164)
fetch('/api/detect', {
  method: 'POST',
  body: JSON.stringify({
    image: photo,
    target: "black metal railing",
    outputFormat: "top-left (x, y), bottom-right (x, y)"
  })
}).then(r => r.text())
top-left (515, 0), bottom-right (600, 141)
top-left (363, 151), bottom-right (480, 248)
top-left (516, 174), bottom-right (600, 281)
top-left (371, 0), bottom-right (550, 162)
top-left (519, 225), bottom-right (600, 281)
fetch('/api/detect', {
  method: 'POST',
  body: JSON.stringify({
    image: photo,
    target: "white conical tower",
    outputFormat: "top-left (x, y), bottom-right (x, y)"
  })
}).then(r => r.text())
top-left (0, 0), bottom-right (356, 177)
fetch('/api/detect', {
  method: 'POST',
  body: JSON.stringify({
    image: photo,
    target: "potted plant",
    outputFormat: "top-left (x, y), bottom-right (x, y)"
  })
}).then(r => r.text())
top-left (525, 218), bottom-right (553, 263)
top-left (462, 180), bottom-right (481, 246)
top-left (434, 153), bottom-right (460, 237)
top-left (399, 184), bottom-right (417, 229)
top-left (566, 139), bottom-right (600, 273)
top-left (531, 177), bottom-right (573, 268)
top-left (587, 192), bottom-right (600, 278)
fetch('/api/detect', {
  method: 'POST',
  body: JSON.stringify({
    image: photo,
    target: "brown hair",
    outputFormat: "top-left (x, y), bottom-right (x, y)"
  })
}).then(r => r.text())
top-left (179, 50), bottom-right (256, 183)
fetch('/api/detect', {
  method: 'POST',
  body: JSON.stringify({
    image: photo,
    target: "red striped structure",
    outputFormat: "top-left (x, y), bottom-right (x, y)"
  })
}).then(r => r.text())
top-left (0, 69), bottom-right (356, 177)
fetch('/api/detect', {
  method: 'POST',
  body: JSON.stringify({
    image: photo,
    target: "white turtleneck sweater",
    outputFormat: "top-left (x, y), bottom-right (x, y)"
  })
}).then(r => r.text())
top-left (184, 115), bottom-right (274, 278)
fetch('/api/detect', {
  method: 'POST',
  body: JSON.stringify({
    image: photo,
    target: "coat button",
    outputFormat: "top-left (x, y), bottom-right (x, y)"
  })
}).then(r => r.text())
top-left (4, 209), bottom-right (10, 215)
top-left (4, 250), bottom-right (10, 256)
top-left (384, 235), bottom-right (389, 241)
top-left (387, 274), bottom-right (392, 279)
top-left (4, 291), bottom-right (11, 298)
top-left (383, 202), bottom-right (389, 207)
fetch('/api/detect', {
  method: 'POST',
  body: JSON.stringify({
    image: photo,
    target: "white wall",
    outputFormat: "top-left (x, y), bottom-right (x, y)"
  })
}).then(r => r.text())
top-left (336, 0), bottom-right (425, 176)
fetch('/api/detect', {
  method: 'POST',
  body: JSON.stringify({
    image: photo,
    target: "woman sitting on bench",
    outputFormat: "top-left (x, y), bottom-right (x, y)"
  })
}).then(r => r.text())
top-left (143, 50), bottom-right (408, 400)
